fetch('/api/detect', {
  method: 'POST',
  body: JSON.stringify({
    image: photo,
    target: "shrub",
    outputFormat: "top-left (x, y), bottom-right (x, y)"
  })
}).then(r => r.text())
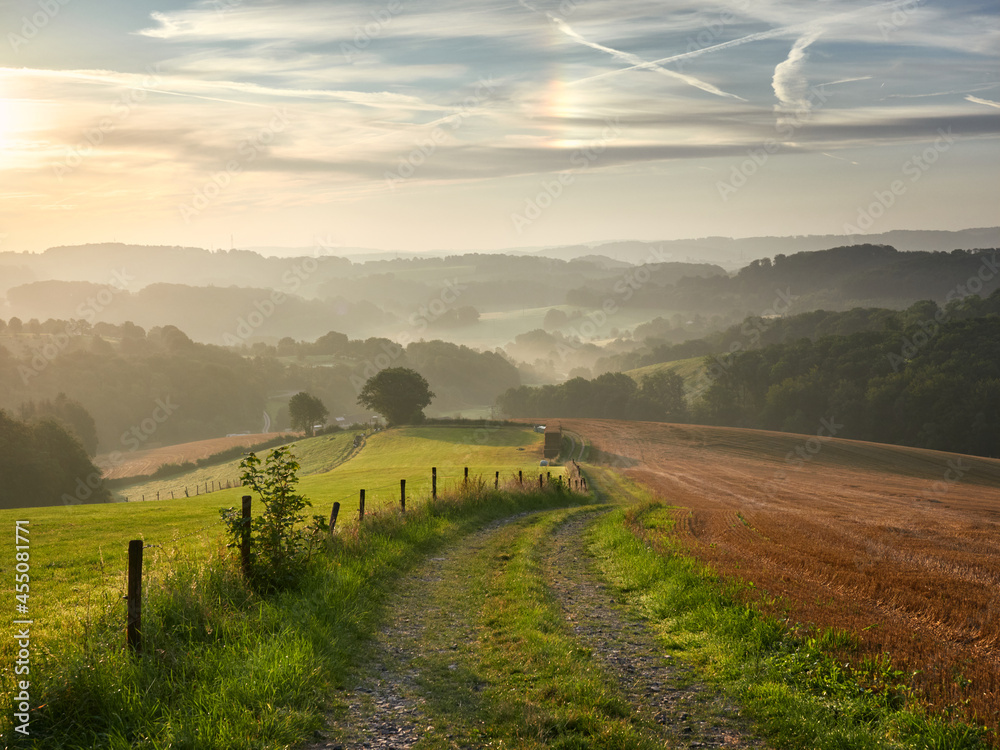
top-left (220, 446), bottom-right (327, 591)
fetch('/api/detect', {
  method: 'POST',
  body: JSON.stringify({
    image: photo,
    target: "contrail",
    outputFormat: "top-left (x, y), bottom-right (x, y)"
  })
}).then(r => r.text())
top-left (520, 0), bottom-right (745, 100)
top-left (569, 0), bottom-right (924, 87)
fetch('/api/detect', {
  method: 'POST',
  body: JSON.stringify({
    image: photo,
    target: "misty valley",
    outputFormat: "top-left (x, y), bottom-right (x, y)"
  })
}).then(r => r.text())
top-left (1, 228), bottom-right (998, 508)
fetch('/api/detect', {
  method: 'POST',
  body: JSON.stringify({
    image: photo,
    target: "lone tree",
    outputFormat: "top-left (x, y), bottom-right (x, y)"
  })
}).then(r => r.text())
top-left (288, 392), bottom-right (328, 436)
top-left (358, 367), bottom-right (434, 426)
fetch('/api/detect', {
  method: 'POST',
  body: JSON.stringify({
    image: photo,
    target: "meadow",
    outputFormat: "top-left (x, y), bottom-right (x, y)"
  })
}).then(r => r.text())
top-left (0, 424), bottom-right (574, 748)
top-left (0, 425), bottom-right (561, 640)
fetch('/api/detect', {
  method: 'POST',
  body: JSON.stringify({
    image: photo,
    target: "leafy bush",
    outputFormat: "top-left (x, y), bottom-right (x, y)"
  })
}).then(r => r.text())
top-left (221, 446), bottom-right (327, 591)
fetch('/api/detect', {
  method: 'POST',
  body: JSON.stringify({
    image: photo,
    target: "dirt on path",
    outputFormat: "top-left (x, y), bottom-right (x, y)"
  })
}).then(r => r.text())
top-left (302, 506), bottom-right (764, 749)
top-left (542, 511), bottom-right (764, 749)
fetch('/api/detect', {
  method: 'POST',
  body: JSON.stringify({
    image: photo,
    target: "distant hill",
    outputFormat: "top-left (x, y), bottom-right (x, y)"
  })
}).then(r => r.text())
top-left (532, 227), bottom-right (999, 268)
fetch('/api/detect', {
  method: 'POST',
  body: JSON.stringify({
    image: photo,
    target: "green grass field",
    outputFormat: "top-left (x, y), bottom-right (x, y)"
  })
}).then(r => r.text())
top-left (0, 425), bottom-right (563, 641)
top-left (625, 355), bottom-right (707, 399)
top-left (0, 423), bottom-right (581, 750)
top-left (113, 430), bottom-right (364, 501)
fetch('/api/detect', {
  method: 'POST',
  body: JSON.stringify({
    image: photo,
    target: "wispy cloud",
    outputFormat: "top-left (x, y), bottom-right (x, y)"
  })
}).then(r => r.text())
top-left (966, 95), bottom-right (1000, 110)
top-left (772, 31), bottom-right (822, 120)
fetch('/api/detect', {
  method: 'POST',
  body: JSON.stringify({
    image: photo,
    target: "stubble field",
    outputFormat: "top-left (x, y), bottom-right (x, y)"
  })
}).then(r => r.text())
top-left (563, 418), bottom-right (1000, 736)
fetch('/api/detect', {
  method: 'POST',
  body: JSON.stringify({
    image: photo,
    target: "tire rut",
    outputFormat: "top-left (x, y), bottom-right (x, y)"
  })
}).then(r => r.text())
top-left (302, 515), bottom-right (527, 750)
top-left (303, 508), bottom-right (766, 749)
top-left (541, 510), bottom-right (767, 749)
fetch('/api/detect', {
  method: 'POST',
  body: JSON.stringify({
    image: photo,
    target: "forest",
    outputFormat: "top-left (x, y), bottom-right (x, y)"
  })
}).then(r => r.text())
top-left (500, 292), bottom-right (1000, 458)
top-left (0, 320), bottom-right (518, 453)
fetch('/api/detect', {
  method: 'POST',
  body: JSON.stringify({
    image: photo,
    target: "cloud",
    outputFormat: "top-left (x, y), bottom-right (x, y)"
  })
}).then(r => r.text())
top-left (772, 31), bottom-right (822, 117)
top-left (966, 95), bottom-right (1000, 110)
top-left (1, 67), bottom-right (451, 112)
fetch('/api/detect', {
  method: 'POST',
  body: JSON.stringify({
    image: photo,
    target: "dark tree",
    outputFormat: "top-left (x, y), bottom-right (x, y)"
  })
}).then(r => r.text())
top-left (20, 393), bottom-right (100, 455)
top-left (288, 392), bottom-right (329, 436)
top-left (358, 367), bottom-right (434, 426)
top-left (640, 369), bottom-right (687, 422)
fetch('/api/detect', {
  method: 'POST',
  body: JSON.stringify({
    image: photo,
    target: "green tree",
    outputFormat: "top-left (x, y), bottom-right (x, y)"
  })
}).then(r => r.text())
top-left (19, 393), bottom-right (100, 455)
top-left (640, 369), bottom-right (688, 422)
top-left (357, 367), bottom-right (435, 426)
top-left (288, 391), bottom-right (328, 436)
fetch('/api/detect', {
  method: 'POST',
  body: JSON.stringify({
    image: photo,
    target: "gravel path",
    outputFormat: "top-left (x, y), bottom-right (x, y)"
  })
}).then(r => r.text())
top-left (541, 511), bottom-right (766, 749)
top-left (302, 509), bottom-right (765, 749)
top-left (303, 517), bottom-right (520, 750)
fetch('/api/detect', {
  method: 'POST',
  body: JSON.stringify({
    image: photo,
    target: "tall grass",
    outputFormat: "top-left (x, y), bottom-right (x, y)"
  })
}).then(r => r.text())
top-left (0, 481), bottom-right (588, 749)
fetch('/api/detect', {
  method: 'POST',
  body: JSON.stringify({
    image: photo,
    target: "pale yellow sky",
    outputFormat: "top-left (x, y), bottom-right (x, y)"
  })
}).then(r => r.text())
top-left (1, 0), bottom-right (998, 254)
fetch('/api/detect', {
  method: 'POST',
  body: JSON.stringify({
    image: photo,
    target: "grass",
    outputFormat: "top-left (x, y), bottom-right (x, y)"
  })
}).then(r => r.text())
top-left (0, 469), bottom-right (584, 748)
top-left (623, 355), bottom-right (706, 398)
top-left (374, 505), bottom-right (672, 749)
top-left (0, 424), bottom-right (570, 747)
top-left (582, 465), bottom-right (991, 750)
top-left (460, 508), bottom-right (663, 748)
top-left (111, 430), bottom-right (364, 501)
top-left (0, 426), bottom-right (562, 646)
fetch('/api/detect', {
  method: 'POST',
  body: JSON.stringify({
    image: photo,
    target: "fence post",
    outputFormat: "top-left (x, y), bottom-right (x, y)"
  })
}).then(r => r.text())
top-left (495, 471), bottom-right (499, 490)
top-left (539, 474), bottom-right (543, 489)
top-left (329, 501), bottom-right (340, 535)
top-left (127, 540), bottom-right (143, 654)
top-left (432, 467), bottom-right (437, 499)
top-left (360, 489), bottom-right (366, 522)
top-left (464, 467), bottom-right (469, 485)
top-left (400, 479), bottom-right (406, 512)
top-left (240, 495), bottom-right (252, 577)
top-left (519, 470), bottom-right (523, 485)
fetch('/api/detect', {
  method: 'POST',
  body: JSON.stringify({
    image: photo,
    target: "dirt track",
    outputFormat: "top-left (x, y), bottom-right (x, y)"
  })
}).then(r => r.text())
top-left (562, 419), bottom-right (1000, 734)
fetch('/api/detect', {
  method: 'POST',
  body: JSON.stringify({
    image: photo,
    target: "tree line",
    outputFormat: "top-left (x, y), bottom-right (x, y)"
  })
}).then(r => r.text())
top-left (497, 369), bottom-right (686, 423)
top-left (0, 320), bottom-right (519, 453)
top-left (499, 293), bottom-right (1000, 458)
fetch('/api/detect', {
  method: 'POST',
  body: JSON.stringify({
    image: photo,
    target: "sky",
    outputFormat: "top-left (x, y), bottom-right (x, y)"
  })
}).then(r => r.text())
top-left (0, 0), bottom-right (998, 254)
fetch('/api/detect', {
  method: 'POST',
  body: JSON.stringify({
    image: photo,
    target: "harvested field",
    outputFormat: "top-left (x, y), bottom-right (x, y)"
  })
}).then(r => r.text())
top-left (564, 418), bottom-right (1000, 738)
top-left (97, 432), bottom-right (294, 479)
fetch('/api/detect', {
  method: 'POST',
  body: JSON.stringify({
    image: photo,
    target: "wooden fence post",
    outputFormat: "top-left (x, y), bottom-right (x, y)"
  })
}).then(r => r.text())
top-left (241, 495), bottom-right (252, 577)
top-left (495, 471), bottom-right (499, 490)
top-left (432, 467), bottom-right (437, 499)
top-left (360, 489), bottom-right (366, 522)
top-left (127, 540), bottom-right (143, 654)
top-left (400, 479), bottom-right (406, 512)
top-left (539, 474), bottom-right (543, 489)
top-left (464, 467), bottom-right (469, 485)
top-left (519, 470), bottom-right (523, 485)
top-left (329, 501), bottom-right (340, 535)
